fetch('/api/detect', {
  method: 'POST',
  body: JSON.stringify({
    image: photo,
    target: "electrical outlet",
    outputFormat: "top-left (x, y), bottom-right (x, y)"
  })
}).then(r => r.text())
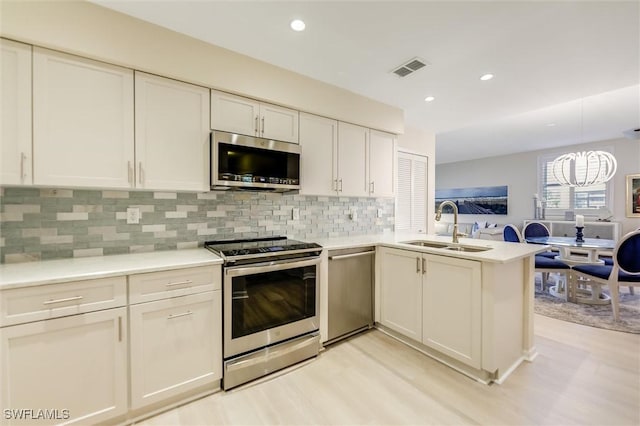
top-left (377, 208), bottom-right (383, 218)
top-left (349, 208), bottom-right (358, 221)
top-left (292, 208), bottom-right (300, 220)
top-left (126, 207), bottom-right (140, 224)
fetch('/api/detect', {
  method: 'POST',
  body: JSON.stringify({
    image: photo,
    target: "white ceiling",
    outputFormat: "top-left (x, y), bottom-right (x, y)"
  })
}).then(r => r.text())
top-left (92, 0), bottom-right (640, 164)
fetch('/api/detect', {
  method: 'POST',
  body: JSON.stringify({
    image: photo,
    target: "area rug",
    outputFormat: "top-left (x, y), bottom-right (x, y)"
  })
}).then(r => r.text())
top-left (534, 285), bottom-right (640, 334)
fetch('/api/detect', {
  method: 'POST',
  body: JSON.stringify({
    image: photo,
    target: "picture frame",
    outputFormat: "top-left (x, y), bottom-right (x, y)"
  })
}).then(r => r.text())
top-left (626, 174), bottom-right (640, 218)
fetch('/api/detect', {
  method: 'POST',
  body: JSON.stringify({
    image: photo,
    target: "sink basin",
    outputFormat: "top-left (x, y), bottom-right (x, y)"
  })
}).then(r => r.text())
top-left (402, 241), bottom-right (450, 249)
top-left (401, 240), bottom-right (492, 253)
top-left (443, 245), bottom-right (491, 253)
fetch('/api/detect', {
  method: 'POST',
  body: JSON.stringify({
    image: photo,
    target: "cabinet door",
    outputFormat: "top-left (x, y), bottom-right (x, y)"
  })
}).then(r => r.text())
top-left (210, 90), bottom-right (259, 136)
top-left (1, 39), bottom-right (32, 186)
top-left (368, 129), bottom-right (395, 197)
top-left (129, 291), bottom-right (222, 409)
top-left (379, 247), bottom-right (423, 341)
top-left (0, 308), bottom-right (127, 425)
top-left (135, 72), bottom-right (209, 191)
top-left (259, 103), bottom-right (299, 143)
top-left (422, 255), bottom-right (482, 369)
top-left (337, 122), bottom-right (368, 197)
top-left (299, 113), bottom-right (338, 195)
top-left (32, 47), bottom-right (134, 188)
top-left (396, 152), bottom-right (428, 233)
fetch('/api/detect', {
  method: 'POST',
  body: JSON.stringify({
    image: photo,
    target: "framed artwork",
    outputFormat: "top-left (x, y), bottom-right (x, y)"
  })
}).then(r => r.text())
top-left (435, 185), bottom-right (508, 215)
top-left (626, 174), bottom-right (640, 218)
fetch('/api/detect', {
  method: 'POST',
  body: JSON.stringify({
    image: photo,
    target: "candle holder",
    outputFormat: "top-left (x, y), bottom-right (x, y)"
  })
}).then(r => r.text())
top-left (575, 226), bottom-right (584, 243)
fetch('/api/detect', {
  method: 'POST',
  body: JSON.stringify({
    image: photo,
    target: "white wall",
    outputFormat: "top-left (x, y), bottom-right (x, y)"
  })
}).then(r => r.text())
top-left (397, 126), bottom-right (437, 233)
top-left (436, 137), bottom-right (640, 235)
top-left (0, 0), bottom-right (403, 134)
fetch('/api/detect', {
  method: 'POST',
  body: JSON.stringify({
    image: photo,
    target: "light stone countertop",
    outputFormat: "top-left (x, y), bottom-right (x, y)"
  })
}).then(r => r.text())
top-left (0, 234), bottom-right (548, 291)
top-left (308, 232), bottom-right (549, 263)
top-left (0, 249), bottom-right (223, 290)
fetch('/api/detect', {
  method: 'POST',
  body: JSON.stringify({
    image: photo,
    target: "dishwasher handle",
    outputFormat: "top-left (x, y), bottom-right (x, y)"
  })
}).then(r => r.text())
top-left (329, 250), bottom-right (375, 261)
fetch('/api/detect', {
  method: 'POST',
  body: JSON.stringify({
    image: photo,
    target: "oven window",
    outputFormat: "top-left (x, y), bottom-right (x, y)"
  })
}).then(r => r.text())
top-left (231, 266), bottom-right (316, 339)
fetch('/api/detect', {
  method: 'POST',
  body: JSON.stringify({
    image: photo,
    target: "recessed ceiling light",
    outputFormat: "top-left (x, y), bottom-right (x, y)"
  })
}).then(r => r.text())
top-left (290, 19), bottom-right (306, 31)
top-left (424, 96), bottom-right (435, 102)
top-left (480, 73), bottom-right (494, 81)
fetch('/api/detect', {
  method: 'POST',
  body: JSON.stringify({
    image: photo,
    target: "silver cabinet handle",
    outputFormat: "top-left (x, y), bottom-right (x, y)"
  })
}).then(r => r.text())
top-left (261, 116), bottom-right (265, 135)
top-left (168, 311), bottom-right (193, 320)
top-left (422, 258), bottom-right (426, 275)
top-left (165, 280), bottom-right (193, 287)
top-left (127, 161), bottom-right (133, 184)
top-left (255, 115), bottom-right (259, 134)
top-left (138, 162), bottom-right (144, 185)
top-left (118, 316), bottom-right (122, 342)
top-left (20, 152), bottom-right (26, 181)
top-left (333, 179), bottom-right (338, 192)
top-left (329, 250), bottom-right (375, 260)
top-left (339, 178), bottom-right (343, 192)
top-left (370, 181), bottom-right (375, 194)
top-left (416, 257), bottom-right (421, 273)
top-left (43, 295), bottom-right (83, 305)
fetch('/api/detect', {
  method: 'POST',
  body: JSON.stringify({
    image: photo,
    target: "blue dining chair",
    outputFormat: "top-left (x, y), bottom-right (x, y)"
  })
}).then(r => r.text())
top-left (571, 230), bottom-right (640, 321)
top-left (522, 222), bottom-right (556, 258)
top-left (503, 224), bottom-right (571, 296)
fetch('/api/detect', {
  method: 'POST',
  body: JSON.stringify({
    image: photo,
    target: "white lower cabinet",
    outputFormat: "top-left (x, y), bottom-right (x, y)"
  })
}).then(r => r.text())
top-left (422, 255), bottom-right (481, 369)
top-left (0, 308), bottom-right (128, 425)
top-left (129, 291), bottom-right (222, 409)
top-left (379, 247), bottom-right (482, 369)
top-left (379, 247), bottom-right (423, 341)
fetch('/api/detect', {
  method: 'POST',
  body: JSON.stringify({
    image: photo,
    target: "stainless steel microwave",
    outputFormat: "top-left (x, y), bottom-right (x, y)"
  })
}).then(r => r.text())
top-left (210, 131), bottom-right (301, 192)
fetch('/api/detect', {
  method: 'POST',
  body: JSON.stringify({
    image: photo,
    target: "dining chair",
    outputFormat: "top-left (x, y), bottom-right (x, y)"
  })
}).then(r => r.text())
top-left (522, 222), bottom-right (556, 258)
top-left (503, 224), bottom-right (571, 295)
top-left (571, 230), bottom-right (640, 321)
top-left (599, 227), bottom-right (639, 295)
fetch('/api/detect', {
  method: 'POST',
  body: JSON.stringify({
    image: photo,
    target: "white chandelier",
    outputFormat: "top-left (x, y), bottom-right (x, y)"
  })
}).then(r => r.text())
top-left (551, 150), bottom-right (617, 187)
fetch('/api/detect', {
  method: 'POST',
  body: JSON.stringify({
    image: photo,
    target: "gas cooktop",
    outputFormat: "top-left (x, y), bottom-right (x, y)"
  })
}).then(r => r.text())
top-left (204, 236), bottom-right (322, 259)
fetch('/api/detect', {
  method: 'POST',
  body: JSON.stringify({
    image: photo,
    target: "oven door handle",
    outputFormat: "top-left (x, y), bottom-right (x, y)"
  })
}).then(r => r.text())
top-left (225, 256), bottom-right (320, 277)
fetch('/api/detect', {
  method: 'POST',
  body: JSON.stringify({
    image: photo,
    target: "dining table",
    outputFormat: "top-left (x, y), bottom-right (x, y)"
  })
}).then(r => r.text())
top-left (525, 236), bottom-right (617, 305)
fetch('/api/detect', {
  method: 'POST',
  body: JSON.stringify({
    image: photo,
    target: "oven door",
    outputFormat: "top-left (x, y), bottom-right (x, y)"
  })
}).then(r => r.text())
top-left (223, 256), bottom-right (320, 358)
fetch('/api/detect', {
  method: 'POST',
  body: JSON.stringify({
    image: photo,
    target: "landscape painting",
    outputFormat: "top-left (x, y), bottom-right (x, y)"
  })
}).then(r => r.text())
top-left (435, 185), bottom-right (508, 215)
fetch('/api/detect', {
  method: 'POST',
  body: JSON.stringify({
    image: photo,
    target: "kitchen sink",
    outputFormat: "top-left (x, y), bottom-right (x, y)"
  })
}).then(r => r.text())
top-left (401, 240), bottom-right (492, 253)
top-left (402, 241), bottom-right (450, 249)
top-left (443, 245), bottom-right (491, 252)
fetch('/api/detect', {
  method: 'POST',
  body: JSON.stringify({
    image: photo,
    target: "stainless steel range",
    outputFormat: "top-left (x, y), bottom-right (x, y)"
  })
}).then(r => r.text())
top-left (205, 236), bottom-right (322, 389)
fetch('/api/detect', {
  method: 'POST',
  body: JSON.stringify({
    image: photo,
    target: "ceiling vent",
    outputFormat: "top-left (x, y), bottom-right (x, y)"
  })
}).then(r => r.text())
top-left (392, 57), bottom-right (428, 78)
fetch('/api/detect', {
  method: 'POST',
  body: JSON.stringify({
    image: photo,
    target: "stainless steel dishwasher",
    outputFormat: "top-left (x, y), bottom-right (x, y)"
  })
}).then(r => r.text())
top-left (326, 246), bottom-right (375, 344)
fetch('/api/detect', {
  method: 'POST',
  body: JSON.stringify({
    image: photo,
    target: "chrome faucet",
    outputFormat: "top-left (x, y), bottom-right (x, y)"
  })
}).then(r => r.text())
top-left (435, 200), bottom-right (463, 244)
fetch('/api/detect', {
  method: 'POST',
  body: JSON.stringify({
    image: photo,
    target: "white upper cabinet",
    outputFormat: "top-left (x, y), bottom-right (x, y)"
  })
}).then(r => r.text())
top-left (299, 113), bottom-right (338, 196)
top-left (1, 39), bottom-right (32, 185)
top-left (337, 122), bottom-right (369, 197)
top-left (300, 117), bottom-right (396, 197)
top-left (210, 89), bottom-right (299, 143)
top-left (134, 72), bottom-right (210, 191)
top-left (32, 47), bottom-right (134, 188)
top-left (368, 129), bottom-right (396, 197)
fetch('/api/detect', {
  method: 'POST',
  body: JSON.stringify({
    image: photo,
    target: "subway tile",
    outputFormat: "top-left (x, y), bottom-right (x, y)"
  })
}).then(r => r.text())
top-left (154, 192), bottom-right (177, 199)
top-left (165, 211), bottom-right (188, 219)
top-left (142, 224), bottom-right (166, 232)
top-left (74, 248), bottom-right (103, 258)
top-left (102, 190), bottom-right (129, 199)
top-left (57, 212), bottom-right (89, 221)
top-left (41, 235), bottom-right (74, 244)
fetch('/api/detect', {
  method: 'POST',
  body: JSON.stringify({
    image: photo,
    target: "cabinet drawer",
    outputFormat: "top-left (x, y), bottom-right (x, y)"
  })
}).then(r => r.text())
top-left (129, 265), bottom-right (220, 304)
top-left (0, 276), bottom-right (127, 327)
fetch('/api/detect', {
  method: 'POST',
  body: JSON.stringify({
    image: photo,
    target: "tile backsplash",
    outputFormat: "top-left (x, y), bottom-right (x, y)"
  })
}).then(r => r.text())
top-left (0, 187), bottom-right (394, 263)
